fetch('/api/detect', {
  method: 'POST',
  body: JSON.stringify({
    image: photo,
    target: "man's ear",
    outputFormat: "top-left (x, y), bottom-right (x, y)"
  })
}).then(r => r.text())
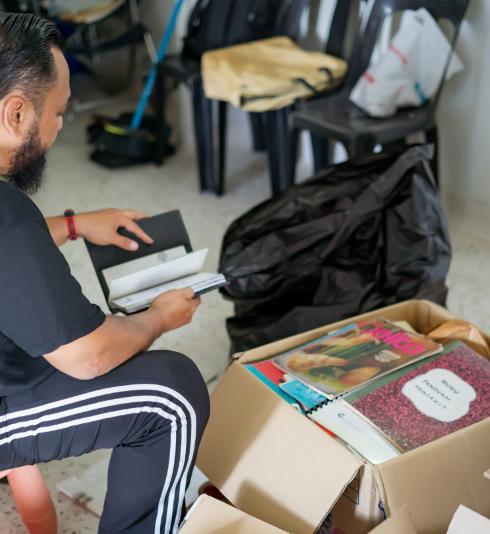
top-left (1, 93), bottom-right (34, 138)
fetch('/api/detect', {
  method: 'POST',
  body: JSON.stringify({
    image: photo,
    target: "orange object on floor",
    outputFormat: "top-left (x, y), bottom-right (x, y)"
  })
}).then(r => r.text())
top-left (0, 465), bottom-right (57, 534)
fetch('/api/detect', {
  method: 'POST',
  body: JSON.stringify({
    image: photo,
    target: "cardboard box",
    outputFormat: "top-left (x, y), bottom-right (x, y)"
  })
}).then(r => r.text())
top-left (197, 300), bottom-right (490, 534)
top-left (179, 497), bottom-right (419, 534)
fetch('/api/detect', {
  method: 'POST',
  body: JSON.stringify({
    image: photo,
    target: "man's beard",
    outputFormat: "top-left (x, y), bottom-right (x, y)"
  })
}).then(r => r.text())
top-left (3, 122), bottom-right (48, 195)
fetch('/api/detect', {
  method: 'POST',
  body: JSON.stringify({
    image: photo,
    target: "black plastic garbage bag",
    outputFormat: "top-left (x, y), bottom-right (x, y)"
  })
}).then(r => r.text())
top-left (219, 144), bottom-right (451, 353)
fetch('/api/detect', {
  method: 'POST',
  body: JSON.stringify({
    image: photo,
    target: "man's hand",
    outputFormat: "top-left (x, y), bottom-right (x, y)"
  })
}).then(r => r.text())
top-left (76, 209), bottom-right (154, 250)
top-left (43, 288), bottom-right (201, 380)
top-left (149, 288), bottom-right (201, 333)
top-left (45, 208), bottom-right (154, 249)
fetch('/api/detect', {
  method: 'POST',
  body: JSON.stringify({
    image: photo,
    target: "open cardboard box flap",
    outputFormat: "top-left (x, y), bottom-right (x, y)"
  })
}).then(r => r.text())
top-left (180, 497), bottom-right (419, 534)
top-left (179, 495), bottom-right (289, 534)
top-left (179, 495), bottom-right (422, 534)
top-left (197, 361), bottom-right (362, 534)
top-left (376, 417), bottom-right (490, 533)
top-left (370, 506), bottom-right (418, 534)
top-left (233, 300), bottom-right (469, 365)
top-left (197, 300), bottom-right (490, 534)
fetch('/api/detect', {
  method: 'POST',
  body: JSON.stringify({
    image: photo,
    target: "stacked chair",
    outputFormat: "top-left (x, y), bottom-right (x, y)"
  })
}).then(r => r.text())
top-left (158, 0), bottom-right (309, 196)
top-left (285, 0), bottom-right (469, 189)
top-left (3, 0), bottom-right (156, 102)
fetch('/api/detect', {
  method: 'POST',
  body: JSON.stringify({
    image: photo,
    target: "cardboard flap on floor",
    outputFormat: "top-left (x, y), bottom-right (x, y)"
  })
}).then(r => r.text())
top-left (369, 506), bottom-right (418, 534)
top-left (196, 361), bottom-right (362, 534)
top-left (446, 505), bottom-right (490, 534)
top-left (179, 495), bottom-right (289, 534)
top-left (375, 417), bottom-right (490, 533)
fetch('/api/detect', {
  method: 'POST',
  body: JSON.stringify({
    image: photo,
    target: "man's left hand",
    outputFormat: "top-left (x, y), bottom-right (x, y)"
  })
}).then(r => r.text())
top-left (77, 209), bottom-right (154, 251)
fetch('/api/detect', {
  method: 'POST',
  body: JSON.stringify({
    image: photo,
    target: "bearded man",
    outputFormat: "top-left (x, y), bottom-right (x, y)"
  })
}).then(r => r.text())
top-left (0, 13), bottom-right (209, 534)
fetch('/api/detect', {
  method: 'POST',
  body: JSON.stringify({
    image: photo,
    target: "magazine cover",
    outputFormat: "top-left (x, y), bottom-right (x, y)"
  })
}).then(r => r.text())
top-left (272, 319), bottom-right (441, 398)
top-left (346, 342), bottom-right (490, 452)
top-left (245, 360), bottom-right (300, 408)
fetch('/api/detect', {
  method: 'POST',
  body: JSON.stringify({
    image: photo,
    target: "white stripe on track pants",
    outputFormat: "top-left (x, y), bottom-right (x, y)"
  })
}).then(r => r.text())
top-left (0, 350), bottom-right (210, 534)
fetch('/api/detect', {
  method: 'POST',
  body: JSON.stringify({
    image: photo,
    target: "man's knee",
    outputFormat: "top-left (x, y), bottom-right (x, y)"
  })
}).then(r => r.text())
top-left (123, 350), bottom-right (210, 431)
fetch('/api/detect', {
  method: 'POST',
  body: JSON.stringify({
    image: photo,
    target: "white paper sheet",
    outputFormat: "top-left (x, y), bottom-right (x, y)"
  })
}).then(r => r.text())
top-left (309, 399), bottom-right (401, 465)
top-left (103, 246), bottom-right (187, 288)
top-left (111, 272), bottom-right (218, 313)
top-left (447, 505), bottom-right (490, 534)
top-left (56, 456), bottom-right (110, 517)
top-left (109, 248), bottom-right (208, 301)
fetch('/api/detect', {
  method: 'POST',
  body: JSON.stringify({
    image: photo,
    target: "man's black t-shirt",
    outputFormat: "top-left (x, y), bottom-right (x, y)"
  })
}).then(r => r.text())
top-left (0, 181), bottom-right (106, 397)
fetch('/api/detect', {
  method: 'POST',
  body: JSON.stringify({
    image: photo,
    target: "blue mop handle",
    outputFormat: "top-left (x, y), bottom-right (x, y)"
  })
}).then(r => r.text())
top-left (130, 0), bottom-right (185, 129)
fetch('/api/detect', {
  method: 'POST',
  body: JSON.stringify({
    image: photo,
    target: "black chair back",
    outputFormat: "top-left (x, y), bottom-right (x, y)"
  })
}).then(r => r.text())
top-left (345, 0), bottom-right (469, 89)
top-left (325, 0), bottom-right (358, 59)
top-left (85, 210), bottom-right (192, 309)
top-left (273, 0), bottom-right (310, 38)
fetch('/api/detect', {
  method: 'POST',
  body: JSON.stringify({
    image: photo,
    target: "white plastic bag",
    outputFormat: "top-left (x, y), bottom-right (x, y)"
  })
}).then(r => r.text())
top-left (350, 8), bottom-right (464, 118)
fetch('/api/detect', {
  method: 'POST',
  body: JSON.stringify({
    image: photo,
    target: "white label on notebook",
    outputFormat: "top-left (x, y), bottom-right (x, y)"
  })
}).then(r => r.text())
top-left (402, 369), bottom-right (476, 422)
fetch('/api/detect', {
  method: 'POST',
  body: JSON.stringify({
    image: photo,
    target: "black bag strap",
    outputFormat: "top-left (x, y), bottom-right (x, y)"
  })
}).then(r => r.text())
top-left (292, 68), bottom-right (335, 96)
top-left (318, 67), bottom-right (333, 83)
top-left (293, 78), bottom-right (322, 96)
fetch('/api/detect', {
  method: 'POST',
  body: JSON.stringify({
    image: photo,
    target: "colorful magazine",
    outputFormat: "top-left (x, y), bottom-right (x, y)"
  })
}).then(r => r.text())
top-left (280, 377), bottom-right (326, 409)
top-left (344, 341), bottom-right (490, 452)
top-left (271, 319), bottom-right (442, 399)
top-left (246, 360), bottom-right (303, 411)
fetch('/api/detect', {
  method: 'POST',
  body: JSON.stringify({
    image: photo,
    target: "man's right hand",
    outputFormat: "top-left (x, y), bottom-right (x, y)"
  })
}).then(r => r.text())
top-left (150, 288), bottom-right (201, 333)
top-left (44, 288), bottom-right (201, 380)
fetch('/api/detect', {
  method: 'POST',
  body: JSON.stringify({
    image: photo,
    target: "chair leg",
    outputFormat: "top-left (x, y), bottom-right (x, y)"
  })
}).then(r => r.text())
top-left (288, 126), bottom-right (301, 186)
top-left (8, 466), bottom-right (57, 534)
top-left (191, 79), bottom-right (216, 194)
top-left (310, 133), bottom-right (332, 172)
top-left (88, 24), bottom-right (100, 65)
top-left (154, 65), bottom-right (167, 166)
top-left (249, 112), bottom-right (267, 152)
top-left (425, 126), bottom-right (439, 188)
top-left (217, 101), bottom-right (227, 196)
top-left (265, 106), bottom-right (293, 196)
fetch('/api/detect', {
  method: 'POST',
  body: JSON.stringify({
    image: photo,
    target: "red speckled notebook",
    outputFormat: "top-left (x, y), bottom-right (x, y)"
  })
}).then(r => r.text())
top-left (345, 342), bottom-right (490, 452)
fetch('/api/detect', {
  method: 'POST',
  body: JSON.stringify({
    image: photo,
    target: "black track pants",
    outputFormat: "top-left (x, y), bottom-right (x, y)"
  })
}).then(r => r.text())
top-left (0, 350), bottom-right (210, 534)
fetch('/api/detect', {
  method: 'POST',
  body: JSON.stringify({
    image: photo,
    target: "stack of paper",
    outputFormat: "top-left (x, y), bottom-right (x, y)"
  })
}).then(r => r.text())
top-left (107, 248), bottom-right (227, 314)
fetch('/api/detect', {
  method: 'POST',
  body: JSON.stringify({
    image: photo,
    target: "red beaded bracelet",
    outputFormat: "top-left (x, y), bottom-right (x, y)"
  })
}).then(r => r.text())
top-left (64, 209), bottom-right (79, 241)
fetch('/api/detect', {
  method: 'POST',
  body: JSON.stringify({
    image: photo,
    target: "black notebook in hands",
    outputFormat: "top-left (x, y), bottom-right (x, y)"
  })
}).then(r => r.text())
top-left (85, 210), bottom-right (228, 315)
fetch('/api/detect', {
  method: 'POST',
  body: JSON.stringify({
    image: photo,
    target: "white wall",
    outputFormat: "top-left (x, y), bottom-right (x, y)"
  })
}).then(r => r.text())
top-left (437, 0), bottom-right (490, 210)
top-left (139, 0), bottom-right (191, 52)
top-left (139, 0), bottom-right (197, 150)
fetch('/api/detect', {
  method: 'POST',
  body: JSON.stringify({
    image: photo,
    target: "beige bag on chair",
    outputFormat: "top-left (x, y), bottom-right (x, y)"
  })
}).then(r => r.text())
top-left (201, 36), bottom-right (348, 112)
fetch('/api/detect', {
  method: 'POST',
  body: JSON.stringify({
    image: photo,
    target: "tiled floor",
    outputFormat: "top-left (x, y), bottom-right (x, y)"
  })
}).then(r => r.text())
top-left (1, 99), bottom-right (490, 533)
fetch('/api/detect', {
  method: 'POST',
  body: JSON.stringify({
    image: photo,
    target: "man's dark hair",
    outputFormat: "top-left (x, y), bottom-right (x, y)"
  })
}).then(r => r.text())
top-left (0, 13), bottom-right (65, 109)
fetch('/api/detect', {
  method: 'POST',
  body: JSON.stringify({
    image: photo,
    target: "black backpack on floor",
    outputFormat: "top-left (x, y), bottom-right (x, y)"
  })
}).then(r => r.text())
top-left (183, 0), bottom-right (284, 59)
